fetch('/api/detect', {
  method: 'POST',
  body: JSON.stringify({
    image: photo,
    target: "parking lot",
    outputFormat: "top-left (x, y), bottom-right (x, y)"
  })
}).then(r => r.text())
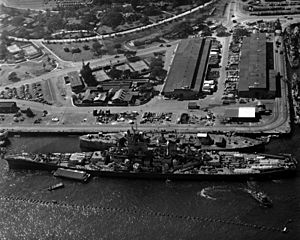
top-left (0, 81), bottom-right (54, 105)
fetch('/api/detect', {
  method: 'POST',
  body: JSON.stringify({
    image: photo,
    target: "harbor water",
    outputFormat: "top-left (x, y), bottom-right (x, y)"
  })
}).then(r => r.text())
top-left (0, 131), bottom-right (299, 240)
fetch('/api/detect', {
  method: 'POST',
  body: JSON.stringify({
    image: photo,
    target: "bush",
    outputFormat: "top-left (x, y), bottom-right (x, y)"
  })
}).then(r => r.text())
top-left (83, 45), bottom-right (90, 50)
top-left (71, 47), bottom-right (81, 53)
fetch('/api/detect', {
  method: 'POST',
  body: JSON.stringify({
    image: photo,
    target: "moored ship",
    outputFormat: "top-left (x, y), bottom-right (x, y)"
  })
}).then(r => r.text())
top-left (3, 131), bottom-right (297, 181)
top-left (3, 151), bottom-right (297, 181)
top-left (79, 130), bottom-right (266, 152)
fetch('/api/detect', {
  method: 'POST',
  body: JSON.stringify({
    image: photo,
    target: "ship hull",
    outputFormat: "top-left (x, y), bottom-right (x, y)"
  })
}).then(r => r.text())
top-left (4, 157), bottom-right (297, 181)
top-left (80, 143), bottom-right (265, 152)
top-left (200, 142), bottom-right (265, 152)
top-left (79, 138), bottom-right (116, 151)
top-left (80, 137), bottom-right (265, 152)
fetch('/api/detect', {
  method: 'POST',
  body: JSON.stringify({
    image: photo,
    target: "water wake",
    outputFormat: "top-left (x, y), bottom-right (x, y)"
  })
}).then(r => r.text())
top-left (199, 188), bottom-right (217, 200)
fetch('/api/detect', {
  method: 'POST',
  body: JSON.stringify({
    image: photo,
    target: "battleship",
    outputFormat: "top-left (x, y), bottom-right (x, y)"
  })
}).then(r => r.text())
top-left (3, 131), bottom-right (297, 181)
top-left (79, 131), bottom-right (266, 152)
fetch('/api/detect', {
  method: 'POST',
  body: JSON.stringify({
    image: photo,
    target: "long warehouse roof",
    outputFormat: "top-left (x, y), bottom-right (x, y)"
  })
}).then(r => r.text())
top-left (163, 38), bottom-right (203, 92)
top-left (238, 33), bottom-right (267, 92)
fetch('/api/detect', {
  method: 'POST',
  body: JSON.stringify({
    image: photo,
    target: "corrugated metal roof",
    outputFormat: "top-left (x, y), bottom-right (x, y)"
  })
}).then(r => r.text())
top-left (194, 39), bottom-right (211, 92)
top-left (225, 107), bottom-right (256, 118)
top-left (0, 101), bottom-right (16, 108)
top-left (269, 69), bottom-right (277, 92)
top-left (238, 33), bottom-right (267, 92)
top-left (163, 38), bottom-right (203, 92)
top-left (224, 108), bottom-right (239, 118)
top-left (68, 71), bottom-right (83, 87)
top-left (238, 107), bottom-right (256, 118)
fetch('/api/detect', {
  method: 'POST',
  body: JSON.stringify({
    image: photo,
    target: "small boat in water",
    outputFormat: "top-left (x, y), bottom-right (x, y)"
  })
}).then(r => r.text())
top-left (48, 182), bottom-right (64, 191)
top-left (248, 189), bottom-right (273, 207)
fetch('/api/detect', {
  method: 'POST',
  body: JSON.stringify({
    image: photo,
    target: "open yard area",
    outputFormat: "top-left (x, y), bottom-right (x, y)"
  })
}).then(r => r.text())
top-left (0, 55), bottom-right (56, 87)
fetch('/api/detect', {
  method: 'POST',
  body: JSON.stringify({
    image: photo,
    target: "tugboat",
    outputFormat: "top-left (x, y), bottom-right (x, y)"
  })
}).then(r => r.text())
top-left (48, 182), bottom-right (64, 191)
top-left (248, 189), bottom-right (273, 207)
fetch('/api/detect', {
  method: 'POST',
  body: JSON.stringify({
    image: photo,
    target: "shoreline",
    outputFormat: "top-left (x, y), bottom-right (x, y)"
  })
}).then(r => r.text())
top-left (3, 123), bottom-right (290, 136)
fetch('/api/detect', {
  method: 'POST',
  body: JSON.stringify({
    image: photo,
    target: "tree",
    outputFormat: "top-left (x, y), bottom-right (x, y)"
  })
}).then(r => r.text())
top-left (102, 10), bottom-right (124, 28)
top-left (149, 57), bottom-right (166, 80)
top-left (170, 21), bottom-right (193, 38)
top-left (150, 56), bottom-right (164, 68)
top-left (93, 0), bottom-right (112, 6)
top-left (92, 41), bottom-right (103, 55)
top-left (140, 15), bottom-right (150, 25)
top-left (143, 5), bottom-right (161, 16)
top-left (108, 67), bottom-right (122, 79)
top-left (26, 108), bottom-right (35, 118)
top-left (8, 72), bottom-right (20, 82)
top-left (131, 0), bottom-right (139, 10)
top-left (46, 16), bottom-right (64, 32)
top-left (11, 16), bottom-right (25, 25)
top-left (114, 43), bottom-right (122, 49)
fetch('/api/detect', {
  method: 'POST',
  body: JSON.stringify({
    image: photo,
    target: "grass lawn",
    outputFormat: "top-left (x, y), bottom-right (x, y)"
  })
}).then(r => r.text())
top-left (45, 41), bottom-right (105, 62)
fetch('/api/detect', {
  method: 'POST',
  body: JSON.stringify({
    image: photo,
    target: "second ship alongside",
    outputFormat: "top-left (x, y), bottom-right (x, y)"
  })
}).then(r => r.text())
top-left (79, 131), bottom-right (266, 152)
top-left (3, 130), bottom-right (297, 181)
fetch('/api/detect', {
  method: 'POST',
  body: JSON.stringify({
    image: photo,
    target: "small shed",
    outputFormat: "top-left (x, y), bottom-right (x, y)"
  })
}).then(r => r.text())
top-left (0, 101), bottom-right (18, 113)
top-left (224, 107), bottom-right (258, 122)
top-left (188, 102), bottom-right (199, 109)
top-left (196, 133), bottom-right (213, 145)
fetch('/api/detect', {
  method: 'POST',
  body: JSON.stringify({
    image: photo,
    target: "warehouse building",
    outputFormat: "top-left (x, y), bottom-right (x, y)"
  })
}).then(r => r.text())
top-left (0, 101), bottom-right (18, 113)
top-left (238, 33), bottom-right (280, 99)
top-left (162, 38), bottom-right (211, 100)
